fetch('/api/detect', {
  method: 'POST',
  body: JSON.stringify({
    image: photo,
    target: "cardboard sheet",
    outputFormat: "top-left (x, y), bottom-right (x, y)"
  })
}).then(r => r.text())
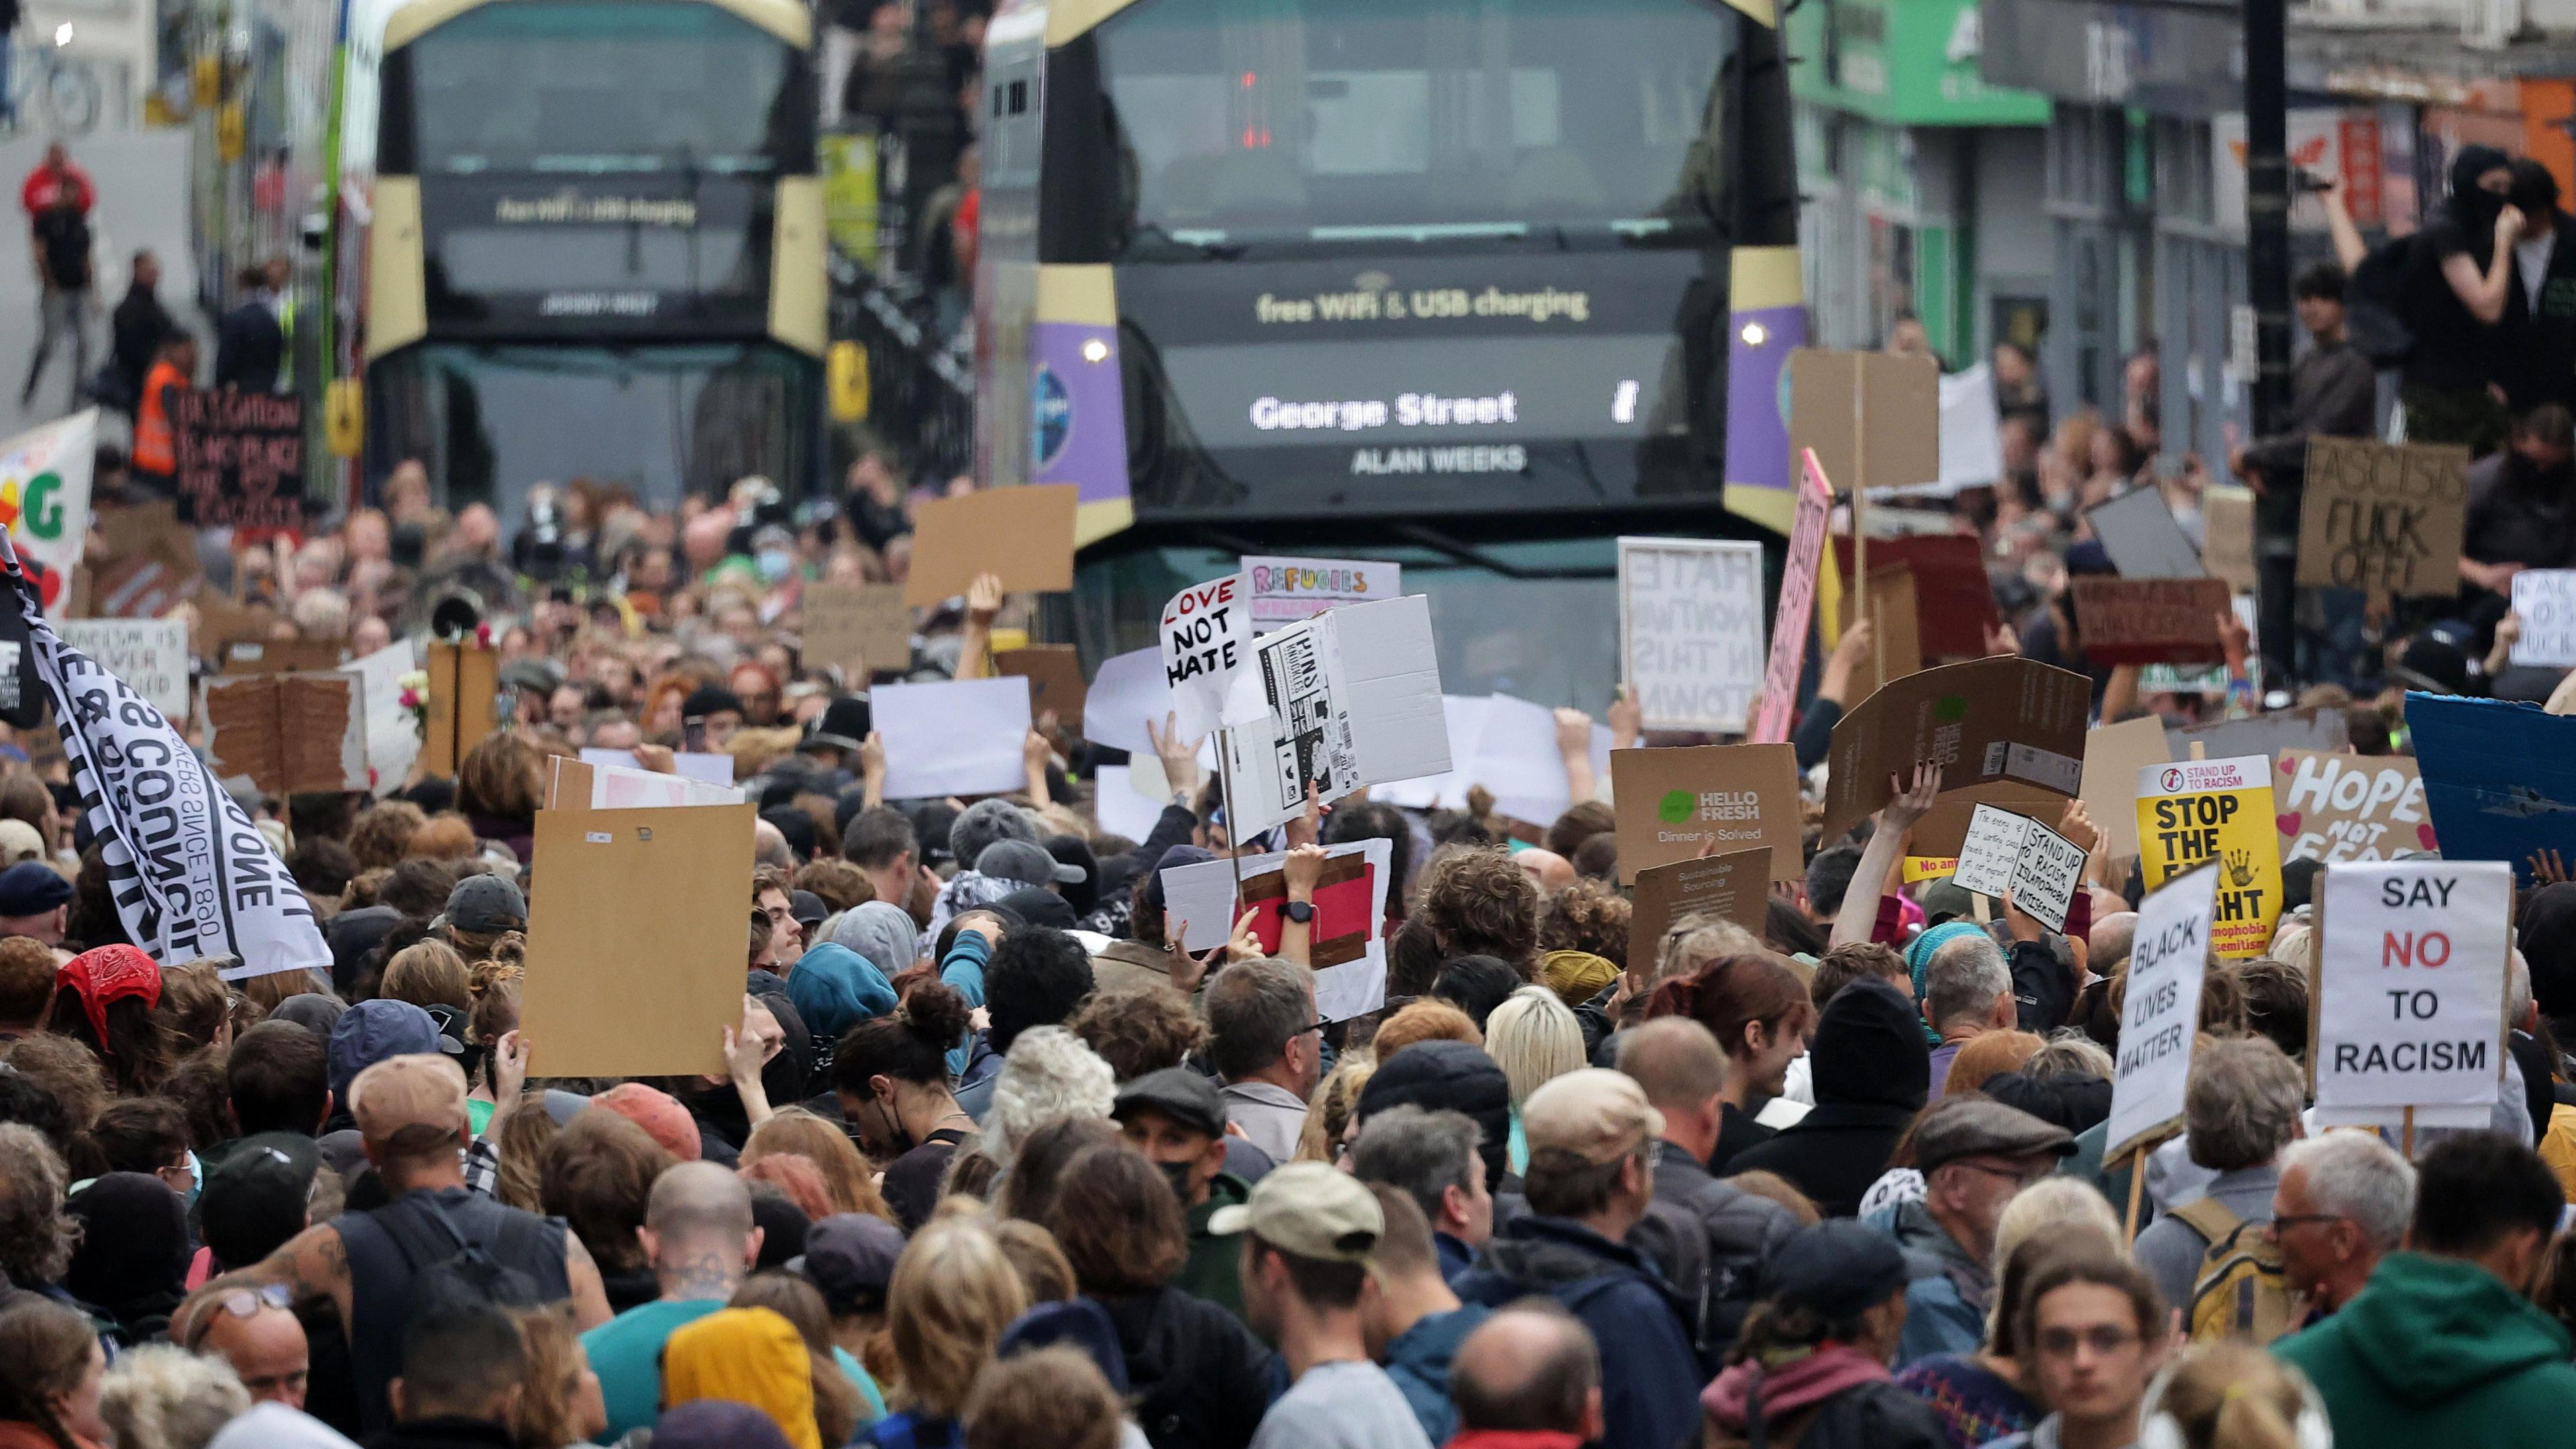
top-left (1611, 743), bottom-right (1802, 883)
top-left (904, 484), bottom-right (1079, 606)
top-left (2297, 437), bottom-right (2469, 598)
top-left (996, 645), bottom-right (1088, 727)
top-left (422, 643), bottom-right (498, 777)
top-left (1787, 349), bottom-right (1940, 497)
top-left (802, 582), bottom-right (912, 679)
top-left (2275, 750), bottom-right (2430, 864)
top-left (205, 674), bottom-right (367, 796)
top-left (2079, 716), bottom-right (2173, 862)
top-left (871, 676), bottom-right (1033, 799)
top-left (1222, 595), bottom-right (1448, 833)
top-left (1820, 655), bottom-right (2093, 851)
top-left (2070, 577), bottom-right (2231, 665)
top-left (2202, 487), bottom-right (2257, 594)
top-left (1628, 847), bottom-right (1772, 976)
top-left (521, 804), bottom-right (757, 1077)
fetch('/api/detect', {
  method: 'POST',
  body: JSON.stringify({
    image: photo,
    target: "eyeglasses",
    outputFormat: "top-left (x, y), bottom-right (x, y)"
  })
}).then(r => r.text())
top-left (1952, 1160), bottom-right (2052, 1189)
top-left (184, 1283), bottom-right (292, 1351)
top-left (2035, 1326), bottom-right (2142, 1358)
top-left (2266, 1213), bottom-right (2349, 1234)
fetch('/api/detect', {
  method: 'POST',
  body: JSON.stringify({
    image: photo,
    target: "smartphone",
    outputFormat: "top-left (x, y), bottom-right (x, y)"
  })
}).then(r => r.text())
top-left (684, 716), bottom-right (708, 752)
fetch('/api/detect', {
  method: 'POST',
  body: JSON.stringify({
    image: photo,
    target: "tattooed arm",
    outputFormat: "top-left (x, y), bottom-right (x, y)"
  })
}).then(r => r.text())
top-left (176, 1222), bottom-right (353, 1345)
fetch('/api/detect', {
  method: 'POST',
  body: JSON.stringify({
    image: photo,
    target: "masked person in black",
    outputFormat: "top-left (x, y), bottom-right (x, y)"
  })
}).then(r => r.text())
top-left (2500, 158), bottom-right (2576, 414)
top-left (2461, 404), bottom-right (2576, 645)
top-left (2406, 145), bottom-right (2518, 451)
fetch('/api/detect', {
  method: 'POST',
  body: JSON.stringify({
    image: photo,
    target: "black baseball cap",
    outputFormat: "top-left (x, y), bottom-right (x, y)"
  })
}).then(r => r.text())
top-left (1112, 1067), bottom-right (1229, 1140)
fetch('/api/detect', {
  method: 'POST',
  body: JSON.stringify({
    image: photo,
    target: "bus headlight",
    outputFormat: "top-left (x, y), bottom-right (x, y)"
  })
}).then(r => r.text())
top-left (1740, 321), bottom-right (1768, 347)
top-left (1080, 338), bottom-right (1110, 364)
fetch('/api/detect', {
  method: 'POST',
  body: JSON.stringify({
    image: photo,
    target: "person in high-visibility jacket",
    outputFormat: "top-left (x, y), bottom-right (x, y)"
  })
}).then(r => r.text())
top-left (132, 329), bottom-right (196, 501)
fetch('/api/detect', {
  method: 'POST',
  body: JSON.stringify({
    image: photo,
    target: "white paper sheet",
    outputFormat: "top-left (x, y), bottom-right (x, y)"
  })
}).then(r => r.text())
top-left (1158, 837), bottom-right (1394, 1020)
top-left (871, 676), bottom-right (1033, 799)
top-left (1081, 646), bottom-right (1173, 757)
top-left (579, 748), bottom-right (735, 786)
top-left (1091, 764), bottom-right (1167, 843)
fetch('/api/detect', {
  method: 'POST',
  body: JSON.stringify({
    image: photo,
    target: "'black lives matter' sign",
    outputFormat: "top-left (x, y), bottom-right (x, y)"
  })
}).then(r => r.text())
top-left (172, 390), bottom-right (307, 531)
top-left (2296, 436), bottom-right (2468, 598)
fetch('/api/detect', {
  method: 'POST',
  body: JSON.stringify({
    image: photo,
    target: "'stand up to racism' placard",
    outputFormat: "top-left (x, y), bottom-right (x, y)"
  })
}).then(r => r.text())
top-left (2135, 755), bottom-right (2282, 959)
top-left (2312, 859), bottom-right (2511, 1128)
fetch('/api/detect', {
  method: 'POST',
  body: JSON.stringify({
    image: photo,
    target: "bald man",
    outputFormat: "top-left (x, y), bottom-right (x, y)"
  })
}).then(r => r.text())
top-left (191, 1293), bottom-right (311, 1410)
top-left (1515, 849), bottom-right (1576, 894)
top-left (1447, 1306), bottom-right (1605, 1448)
top-left (581, 1161), bottom-right (762, 1440)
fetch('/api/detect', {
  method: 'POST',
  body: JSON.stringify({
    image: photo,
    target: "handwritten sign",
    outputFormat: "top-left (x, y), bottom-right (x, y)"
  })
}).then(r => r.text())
top-left (2069, 578), bottom-right (2231, 665)
top-left (172, 390), bottom-right (307, 530)
top-left (1750, 451), bottom-right (1835, 743)
top-left (1618, 537), bottom-right (1765, 733)
top-left (2312, 860), bottom-right (2510, 1120)
top-left (2511, 570), bottom-right (2576, 669)
top-left (58, 618), bottom-right (188, 722)
top-left (802, 582), bottom-right (912, 679)
top-left (1159, 574), bottom-right (1248, 740)
top-left (1241, 556), bottom-right (1400, 633)
top-left (2135, 755), bottom-right (2282, 960)
top-left (2107, 862), bottom-right (2218, 1159)
top-left (2296, 437), bottom-right (2469, 598)
top-left (1949, 804), bottom-right (2088, 932)
top-left (2275, 751), bottom-right (2430, 864)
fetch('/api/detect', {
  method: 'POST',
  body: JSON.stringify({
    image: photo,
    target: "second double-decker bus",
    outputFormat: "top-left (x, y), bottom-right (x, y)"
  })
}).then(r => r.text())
top-left (337, 0), bottom-right (826, 517)
top-left (975, 0), bottom-right (1801, 706)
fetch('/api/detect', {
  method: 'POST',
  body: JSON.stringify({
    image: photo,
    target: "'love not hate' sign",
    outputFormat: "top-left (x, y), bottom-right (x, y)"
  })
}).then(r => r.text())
top-left (1159, 573), bottom-right (1248, 739)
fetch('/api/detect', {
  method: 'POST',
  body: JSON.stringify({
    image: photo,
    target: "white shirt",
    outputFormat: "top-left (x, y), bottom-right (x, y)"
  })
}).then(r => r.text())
top-left (2517, 231), bottom-right (2556, 313)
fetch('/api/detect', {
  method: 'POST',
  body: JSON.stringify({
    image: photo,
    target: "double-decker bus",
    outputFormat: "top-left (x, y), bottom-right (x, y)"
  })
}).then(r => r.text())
top-left (975, 0), bottom-right (1801, 706)
top-left (335, 0), bottom-right (826, 517)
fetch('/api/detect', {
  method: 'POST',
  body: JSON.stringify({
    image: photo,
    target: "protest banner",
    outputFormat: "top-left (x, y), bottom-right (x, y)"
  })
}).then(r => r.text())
top-left (171, 390), bottom-right (308, 531)
top-left (1902, 856), bottom-right (1958, 883)
top-left (802, 582), bottom-right (912, 679)
top-left (1949, 804), bottom-right (2089, 932)
top-left (2202, 486), bottom-right (2257, 593)
top-left (522, 804), bottom-right (756, 1077)
top-left (872, 676), bottom-right (1032, 798)
top-left (2080, 716), bottom-right (2171, 863)
top-left (71, 501), bottom-right (197, 620)
top-left (996, 645), bottom-right (1087, 727)
top-left (2106, 862), bottom-right (2218, 1161)
top-left (0, 529), bottom-right (327, 980)
top-left (421, 642), bottom-right (498, 777)
top-left (2510, 570), bottom-right (2576, 669)
top-left (1241, 556), bottom-right (1401, 632)
top-left (1821, 655), bottom-right (2092, 853)
top-left (58, 618), bottom-right (187, 722)
top-left (205, 675), bottom-right (368, 797)
top-left (1627, 847), bottom-right (1771, 977)
top-left (1159, 574), bottom-right (1249, 739)
top-left (2086, 488), bottom-right (2205, 580)
top-left (1611, 743), bottom-right (1802, 883)
top-left (904, 483), bottom-right (1079, 605)
top-left (1455, 694), bottom-right (1609, 829)
top-left (2275, 751), bottom-right (2429, 864)
top-left (2167, 704), bottom-right (2348, 763)
top-left (2296, 437), bottom-right (2470, 597)
top-left (1750, 449), bottom-right (1835, 743)
top-left (2135, 755), bottom-right (2283, 960)
top-left (2312, 859), bottom-right (2511, 1128)
top-left (1617, 537), bottom-right (1765, 733)
top-left (2404, 694), bottom-right (2576, 885)
top-left (0, 409), bottom-right (95, 615)
top-left (1220, 595), bottom-right (1448, 834)
top-left (1160, 839), bottom-right (1394, 1020)
top-left (2068, 578), bottom-right (2231, 665)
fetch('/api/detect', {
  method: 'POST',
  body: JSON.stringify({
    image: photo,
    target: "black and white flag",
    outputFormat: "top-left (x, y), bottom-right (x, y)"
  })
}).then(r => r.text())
top-left (0, 531), bottom-right (329, 981)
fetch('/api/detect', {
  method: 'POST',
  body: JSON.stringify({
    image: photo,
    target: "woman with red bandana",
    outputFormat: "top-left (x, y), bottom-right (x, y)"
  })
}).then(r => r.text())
top-left (41, 945), bottom-right (168, 1096)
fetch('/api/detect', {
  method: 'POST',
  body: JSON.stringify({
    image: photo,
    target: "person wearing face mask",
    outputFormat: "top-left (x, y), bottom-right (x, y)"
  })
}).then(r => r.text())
top-left (1113, 1068), bottom-right (1252, 1319)
top-left (2499, 157), bottom-right (2576, 414)
top-left (2461, 403), bottom-right (2576, 610)
top-left (2403, 144), bottom-right (2518, 451)
top-left (827, 983), bottom-right (978, 1232)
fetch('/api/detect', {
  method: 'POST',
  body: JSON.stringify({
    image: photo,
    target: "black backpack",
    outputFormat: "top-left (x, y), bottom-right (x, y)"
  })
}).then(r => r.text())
top-left (2347, 232), bottom-right (2424, 367)
top-left (368, 1193), bottom-right (547, 1317)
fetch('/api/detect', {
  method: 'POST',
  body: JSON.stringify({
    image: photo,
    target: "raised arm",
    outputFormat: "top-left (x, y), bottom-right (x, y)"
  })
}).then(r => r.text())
top-left (1831, 763), bottom-right (1941, 948)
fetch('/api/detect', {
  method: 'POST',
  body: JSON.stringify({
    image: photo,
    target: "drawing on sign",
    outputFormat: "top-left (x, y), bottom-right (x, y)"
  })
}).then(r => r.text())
top-left (1618, 537), bottom-right (1765, 733)
top-left (1242, 556), bottom-right (1400, 632)
top-left (2296, 437), bottom-right (2469, 597)
top-left (2136, 754), bottom-right (2282, 960)
top-left (2275, 751), bottom-right (2430, 864)
top-left (2312, 860), bottom-right (2510, 1120)
top-left (2107, 862), bottom-right (2218, 1159)
top-left (2512, 570), bottom-right (2576, 669)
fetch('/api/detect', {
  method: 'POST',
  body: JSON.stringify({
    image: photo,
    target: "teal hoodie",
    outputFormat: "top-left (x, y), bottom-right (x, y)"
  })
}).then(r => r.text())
top-left (2275, 1251), bottom-right (2576, 1449)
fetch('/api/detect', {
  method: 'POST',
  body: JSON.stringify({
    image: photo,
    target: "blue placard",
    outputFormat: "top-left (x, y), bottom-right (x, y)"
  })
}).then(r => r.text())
top-left (2405, 692), bottom-right (2576, 884)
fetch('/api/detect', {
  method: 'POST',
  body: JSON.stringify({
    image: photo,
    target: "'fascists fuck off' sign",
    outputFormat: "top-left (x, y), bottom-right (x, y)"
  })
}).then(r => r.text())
top-left (2296, 437), bottom-right (2468, 598)
top-left (2314, 860), bottom-right (2510, 1121)
top-left (172, 390), bottom-right (308, 531)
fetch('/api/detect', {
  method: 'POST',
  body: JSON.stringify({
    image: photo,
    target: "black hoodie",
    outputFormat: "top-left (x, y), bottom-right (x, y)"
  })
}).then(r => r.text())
top-left (1722, 979), bottom-right (1929, 1217)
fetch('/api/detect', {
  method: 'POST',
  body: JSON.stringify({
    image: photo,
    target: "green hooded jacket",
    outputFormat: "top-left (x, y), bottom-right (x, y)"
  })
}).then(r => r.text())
top-left (1177, 1173), bottom-right (1251, 1319)
top-left (2274, 1251), bottom-right (2576, 1449)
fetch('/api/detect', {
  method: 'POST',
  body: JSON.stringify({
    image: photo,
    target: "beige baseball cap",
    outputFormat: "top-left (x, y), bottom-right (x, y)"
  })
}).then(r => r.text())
top-left (349, 1053), bottom-right (470, 1152)
top-left (1522, 1068), bottom-right (1666, 1165)
top-left (0, 820), bottom-right (46, 866)
top-left (1207, 1161), bottom-right (1384, 1263)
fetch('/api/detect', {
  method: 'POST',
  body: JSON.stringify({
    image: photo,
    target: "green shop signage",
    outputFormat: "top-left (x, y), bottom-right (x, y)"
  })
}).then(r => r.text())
top-left (1788, 0), bottom-right (2048, 125)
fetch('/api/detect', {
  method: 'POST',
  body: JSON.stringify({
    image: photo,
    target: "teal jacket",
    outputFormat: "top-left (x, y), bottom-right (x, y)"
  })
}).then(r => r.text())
top-left (2275, 1252), bottom-right (2576, 1449)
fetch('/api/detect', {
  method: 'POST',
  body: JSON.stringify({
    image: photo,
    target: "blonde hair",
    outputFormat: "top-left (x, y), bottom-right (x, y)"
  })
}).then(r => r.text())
top-left (1295, 1058), bottom-right (1375, 1164)
top-left (888, 1218), bottom-right (1029, 1419)
top-left (744, 1108), bottom-right (900, 1223)
top-left (98, 1344), bottom-right (253, 1449)
top-left (1484, 985), bottom-right (1587, 1110)
top-left (380, 940), bottom-right (472, 1012)
top-left (2145, 1342), bottom-right (2320, 1449)
top-left (1986, 1177), bottom-right (2122, 1346)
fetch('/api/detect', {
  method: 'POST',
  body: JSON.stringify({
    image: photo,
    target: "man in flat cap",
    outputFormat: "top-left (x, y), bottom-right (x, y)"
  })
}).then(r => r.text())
top-left (1862, 1095), bottom-right (2076, 1366)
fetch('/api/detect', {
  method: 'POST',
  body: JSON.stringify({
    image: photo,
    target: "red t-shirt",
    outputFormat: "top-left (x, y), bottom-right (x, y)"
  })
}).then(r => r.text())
top-left (19, 162), bottom-right (95, 217)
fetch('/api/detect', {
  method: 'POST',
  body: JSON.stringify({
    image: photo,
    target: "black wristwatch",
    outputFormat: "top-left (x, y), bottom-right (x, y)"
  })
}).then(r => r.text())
top-left (1283, 900), bottom-right (1315, 924)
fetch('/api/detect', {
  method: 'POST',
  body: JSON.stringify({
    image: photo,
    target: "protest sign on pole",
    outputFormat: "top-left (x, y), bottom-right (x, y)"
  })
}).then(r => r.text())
top-left (2275, 751), bottom-right (2430, 864)
top-left (2312, 859), bottom-right (2511, 1128)
top-left (172, 390), bottom-right (309, 531)
top-left (0, 409), bottom-right (96, 616)
top-left (2296, 437), bottom-right (2469, 597)
top-left (2135, 755), bottom-right (2283, 960)
top-left (1611, 743), bottom-right (1803, 883)
top-left (2511, 570), bottom-right (2576, 669)
top-left (58, 618), bottom-right (188, 722)
top-left (1750, 449), bottom-right (1835, 743)
top-left (2106, 862), bottom-right (2218, 1160)
top-left (1617, 537), bottom-right (1765, 733)
top-left (1159, 574), bottom-right (1249, 740)
top-left (1241, 556), bottom-right (1401, 633)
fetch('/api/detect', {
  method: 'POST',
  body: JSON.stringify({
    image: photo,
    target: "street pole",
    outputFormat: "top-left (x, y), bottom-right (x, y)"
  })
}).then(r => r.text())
top-left (893, 3), bottom-right (959, 284)
top-left (2245, 0), bottom-right (2296, 688)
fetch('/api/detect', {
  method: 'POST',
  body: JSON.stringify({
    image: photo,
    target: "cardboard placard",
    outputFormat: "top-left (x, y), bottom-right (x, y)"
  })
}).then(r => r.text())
top-left (1610, 743), bottom-right (1803, 883)
top-left (2086, 487), bottom-right (2206, 580)
top-left (191, 594), bottom-right (278, 661)
top-left (2404, 694), bottom-right (2576, 886)
top-left (171, 390), bottom-right (309, 531)
top-left (1617, 537), bottom-right (1766, 733)
top-left (1840, 562), bottom-right (1923, 698)
top-left (2275, 750), bottom-right (2430, 865)
top-left (1159, 574), bottom-right (1248, 739)
top-left (2296, 437), bottom-right (2470, 597)
top-left (2202, 486), bottom-right (2258, 594)
top-left (872, 676), bottom-right (1033, 799)
top-left (421, 643), bottom-right (499, 777)
top-left (996, 645), bottom-right (1087, 727)
top-left (205, 674), bottom-right (366, 796)
top-left (72, 500), bottom-right (197, 620)
top-left (2068, 577), bottom-right (2231, 665)
top-left (1242, 555), bottom-right (1401, 633)
top-left (903, 484), bottom-right (1079, 606)
top-left (2311, 859), bottom-right (2510, 1124)
top-left (2135, 755), bottom-right (2282, 961)
top-left (2510, 570), bottom-right (2576, 669)
top-left (1786, 349), bottom-right (1941, 500)
top-left (521, 804), bottom-right (758, 1077)
top-left (1221, 595), bottom-right (1448, 835)
top-left (1750, 451), bottom-right (1835, 744)
top-left (1820, 655), bottom-right (2092, 851)
top-left (1949, 803), bottom-right (2088, 932)
top-left (219, 639), bottom-right (346, 676)
top-left (1872, 533), bottom-right (2000, 659)
top-left (2078, 716), bottom-right (2173, 863)
top-left (2106, 862), bottom-right (2218, 1159)
top-left (801, 582), bottom-right (912, 679)
top-left (58, 618), bottom-right (189, 722)
top-left (1627, 847), bottom-right (1772, 977)
top-left (2166, 705), bottom-right (2349, 764)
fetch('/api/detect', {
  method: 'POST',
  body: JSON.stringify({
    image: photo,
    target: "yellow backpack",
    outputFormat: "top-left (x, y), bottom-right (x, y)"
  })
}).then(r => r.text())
top-left (2171, 1197), bottom-right (2298, 1345)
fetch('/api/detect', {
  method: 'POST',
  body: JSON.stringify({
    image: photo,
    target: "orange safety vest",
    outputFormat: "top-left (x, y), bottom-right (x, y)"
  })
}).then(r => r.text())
top-left (134, 361), bottom-right (182, 474)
